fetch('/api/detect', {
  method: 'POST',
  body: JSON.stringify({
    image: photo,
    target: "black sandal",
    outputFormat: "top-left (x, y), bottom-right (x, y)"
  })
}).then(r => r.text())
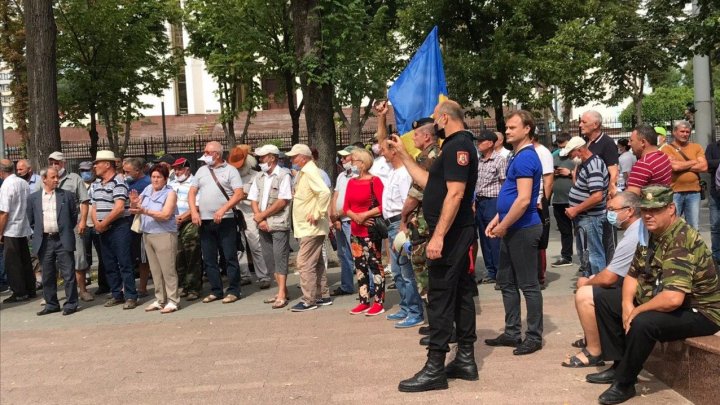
top-left (561, 348), bottom-right (605, 368)
top-left (571, 337), bottom-right (586, 348)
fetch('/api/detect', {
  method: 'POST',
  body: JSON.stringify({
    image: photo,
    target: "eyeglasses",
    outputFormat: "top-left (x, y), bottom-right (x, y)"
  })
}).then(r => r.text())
top-left (607, 206), bottom-right (630, 213)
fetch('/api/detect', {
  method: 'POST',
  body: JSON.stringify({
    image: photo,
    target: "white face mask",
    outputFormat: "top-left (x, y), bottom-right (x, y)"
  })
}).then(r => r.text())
top-left (572, 157), bottom-right (582, 166)
top-left (342, 162), bottom-right (352, 171)
top-left (198, 154), bottom-right (214, 165)
top-left (176, 173), bottom-right (188, 183)
top-left (259, 163), bottom-right (270, 173)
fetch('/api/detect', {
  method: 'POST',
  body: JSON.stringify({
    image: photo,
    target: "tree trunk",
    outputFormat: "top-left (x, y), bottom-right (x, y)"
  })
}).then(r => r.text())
top-left (561, 100), bottom-right (573, 131)
top-left (283, 70), bottom-right (303, 145)
top-left (489, 89), bottom-right (506, 135)
top-left (24, 0), bottom-right (61, 168)
top-left (240, 103), bottom-right (253, 144)
top-left (348, 104), bottom-right (361, 145)
top-left (88, 103), bottom-right (99, 158)
top-left (292, 0), bottom-right (336, 175)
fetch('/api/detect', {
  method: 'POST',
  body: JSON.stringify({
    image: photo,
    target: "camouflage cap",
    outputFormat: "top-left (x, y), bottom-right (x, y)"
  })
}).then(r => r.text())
top-left (640, 185), bottom-right (674, 209)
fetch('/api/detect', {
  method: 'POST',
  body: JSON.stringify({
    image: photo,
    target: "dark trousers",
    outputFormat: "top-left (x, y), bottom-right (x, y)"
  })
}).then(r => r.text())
top-left (39, 236), bottom-right (78, 310)
top-left (83, 227), bottom-right (109, 291)
top-left (427, 225), bottom-right (478, 352)
top-left (594, 287), bottom-right (720, 384)
top-left (498, 224), bottom-right (543, 343)
top-left (176, 221), bottom-right (202, 294)
top-left (4, 236), bottom-right (35, 297)
top-left (553, 203), bottom-right (573, 261)
top-left (99, 217), bottom-right (137, 300)
top-left (475, 197), bottom-right (500, 280)
top-left (538, 198), bottom-right (550, 284)
top-left (200, 218), bottom-right (240, 297)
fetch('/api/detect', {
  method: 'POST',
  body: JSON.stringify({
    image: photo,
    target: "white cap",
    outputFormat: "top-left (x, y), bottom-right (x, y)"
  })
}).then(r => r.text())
top-left (94, 150), bottom-right (116, 162)
top-left (255, 144), bottom-right (281, 156)
top-left (559, 136), bottom-right (587, 157)
top-left (285, 143), bottom-right (312, 157)
top-left (392, 230), bottom-right (409, 253)
top-left (48, 151), bottom-right (64, 161)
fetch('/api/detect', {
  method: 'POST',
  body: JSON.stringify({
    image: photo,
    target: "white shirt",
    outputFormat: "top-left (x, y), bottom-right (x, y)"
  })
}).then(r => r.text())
top-left (247, 167), bottom-right (293, 211)
top-left (535, 144), bottom-right (554, 204)
top-left (382, 166), bottom-right (412, 219)
top-left (169, 174), bottom-right (196, 216)
top-left (498, 147), bottom-right (512, 159)
top-left (41, 189), bottom-right (59, 233)
top-left (0, 174), bottom-right (32, 237)
top-left (369, 156), bottom-right (391, 185)
top-left (334, 170), bottom-right (356, 219)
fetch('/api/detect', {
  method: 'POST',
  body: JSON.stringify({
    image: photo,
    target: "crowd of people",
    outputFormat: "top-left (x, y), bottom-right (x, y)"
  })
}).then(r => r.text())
top-left (1, 101), bottom-right (719, 403)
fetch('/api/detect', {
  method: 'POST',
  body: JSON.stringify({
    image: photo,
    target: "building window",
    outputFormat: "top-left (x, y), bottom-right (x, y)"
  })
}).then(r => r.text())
top-left (170, 21), bottom-right (188, 115)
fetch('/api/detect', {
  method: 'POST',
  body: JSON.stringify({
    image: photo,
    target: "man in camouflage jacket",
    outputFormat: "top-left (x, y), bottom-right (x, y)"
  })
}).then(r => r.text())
top-left (588, 185), bottom-right (720, 405)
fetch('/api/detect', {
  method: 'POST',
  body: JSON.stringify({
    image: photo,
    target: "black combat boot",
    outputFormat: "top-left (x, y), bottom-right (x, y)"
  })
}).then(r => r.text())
top-left (445, 344), bottom-right (479, 381)
top-left (398, 350), bottom-right (448, 392)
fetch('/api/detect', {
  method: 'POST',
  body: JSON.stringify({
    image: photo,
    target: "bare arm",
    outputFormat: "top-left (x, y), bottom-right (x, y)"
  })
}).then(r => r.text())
top-left (542, 173), bottom-right (553, 203)
top-left (387, 135), bottom-right (429, 189)
top-left (608, 165), bottom-right (618, 197)
top-left (142, 191), bottom-right (177, 221)
top-left (0, 211), bottom-right (7, 241)
top-left (565, 191), bottom-right (603, 219)
top-left (577, 269), bottom-right (620, 289)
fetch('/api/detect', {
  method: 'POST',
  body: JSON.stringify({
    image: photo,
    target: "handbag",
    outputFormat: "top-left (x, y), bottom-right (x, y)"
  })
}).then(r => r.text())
top-left (208, 168), bottom-right (246, 253)
top-left (368, 177), bottom-right (389, 240)
top-left (130, 214), bottom-right (142, 233)
top-left (673, 145), bottom-right (707, 200)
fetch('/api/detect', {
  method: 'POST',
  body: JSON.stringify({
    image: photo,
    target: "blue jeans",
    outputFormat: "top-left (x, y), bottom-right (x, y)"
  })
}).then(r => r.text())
top-left (336, 220), bottom-right (355, 293)
top-left (575, 215), bottom-right (606, 275)
top-left (388, 221), bottom-right (423, 319)
top-left (200, 218), bottom-right (240, 297)
top-left (475, 197), bottom-right (500, 279)
top-left (100, 217), bottom-right (137, 300)
top-left (709, 193), bottom-right (720, 262)
top-left (673, 192), bottom-right (700, 229)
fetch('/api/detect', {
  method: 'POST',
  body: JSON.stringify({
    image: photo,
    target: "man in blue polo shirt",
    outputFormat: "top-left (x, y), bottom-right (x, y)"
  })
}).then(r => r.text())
top-left (485, 110), bottom-right (544, 356)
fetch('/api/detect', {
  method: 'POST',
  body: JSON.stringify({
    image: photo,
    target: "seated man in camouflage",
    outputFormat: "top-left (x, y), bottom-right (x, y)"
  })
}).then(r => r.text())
top-left (588, 185), bottom-right (720, 405)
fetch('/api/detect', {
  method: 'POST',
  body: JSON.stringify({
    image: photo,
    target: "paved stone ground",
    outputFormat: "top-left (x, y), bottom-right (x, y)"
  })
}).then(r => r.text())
top-left (2, 213), bottom-right (709, 404)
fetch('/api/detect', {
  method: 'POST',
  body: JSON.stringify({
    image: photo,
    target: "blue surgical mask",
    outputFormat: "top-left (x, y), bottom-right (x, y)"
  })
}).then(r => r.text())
top-left (80, 172), bottom-right (93, 182)
top-left (607, 210), bottom-right (625, 229)
top-left (350, 166), bottom-right (360, 176)
top-left (291, 163), bottom-right (300, 171)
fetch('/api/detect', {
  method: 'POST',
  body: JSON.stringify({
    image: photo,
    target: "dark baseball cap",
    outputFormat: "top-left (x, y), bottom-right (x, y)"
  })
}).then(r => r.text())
top-left (475, 129), bottom-right (498, 143)
top-left (412, 117), bottom-right (434, 129)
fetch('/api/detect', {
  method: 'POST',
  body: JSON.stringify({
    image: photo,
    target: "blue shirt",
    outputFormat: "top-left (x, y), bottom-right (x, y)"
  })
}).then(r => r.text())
top-left (127, 175), bottom-right (151, 194)
top-left (139, 184), bottom-right (177, 234)
top-left (497, 145), bottom-right (542, 230)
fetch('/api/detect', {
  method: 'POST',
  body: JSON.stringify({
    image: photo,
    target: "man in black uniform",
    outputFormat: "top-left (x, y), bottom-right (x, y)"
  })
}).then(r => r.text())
top-left (389, 100), bottom-right (479, 392)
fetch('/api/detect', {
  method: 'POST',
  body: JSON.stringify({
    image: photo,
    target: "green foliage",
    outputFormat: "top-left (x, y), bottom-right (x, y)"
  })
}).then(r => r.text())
top-left (0, 1), bottom-right (28, 137)
top-left (618, 86), bottom-right (694, 129)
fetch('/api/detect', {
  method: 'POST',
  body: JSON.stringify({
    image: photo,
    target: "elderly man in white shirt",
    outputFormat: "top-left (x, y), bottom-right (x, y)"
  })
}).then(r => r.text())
top-left (381, 141), bottom-right (424, 328)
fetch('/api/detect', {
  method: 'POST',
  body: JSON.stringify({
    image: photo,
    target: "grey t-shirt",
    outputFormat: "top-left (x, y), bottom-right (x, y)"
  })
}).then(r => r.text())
top-left (191, 162), bottom-right (244, 220)
top-left (617, 151), bottom-right (636, 191)
top-left (607, 218), bottom-right (643, 277)
top-left (59, 171), bottom-right (90, 205)
top-left (552, 153), bottom-right (576, 204)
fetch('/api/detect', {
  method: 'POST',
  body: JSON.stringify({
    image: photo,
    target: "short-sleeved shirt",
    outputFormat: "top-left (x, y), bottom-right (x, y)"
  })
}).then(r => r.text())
top-left (535, 143), bottom-right (554, 203)
top-left (247, 168), bottom-right (293, 211)
top-left (617, 151), bottom-right (636, 191)
top-left (627, 218), bottom-right (720, 326)
top-left (139, 185), bottom-right (178, 234)
top-left (344, 177), bottom-right (384, 237)
top-left (59, 171), bottom-right (90, 206)
top-left (627, 150), bottom-right (672, 189)
top-left (382, 166), bottom-right (412, 219)
top-left (606, 219), bottom-right (643, 277)
top-left (475, 150), bottom-right (507, 198)
top-left (662, 142), bottom-right (705, 192)
top-left (127, 175), bottom-right (151, 195)
top-left (497, 144), bottom-right (542, 230)
top-left (552, 154), bottom-right (576, 204)
top-left (423, 130), bottom-right (478, 231)
top-left (169, 174), bottom-right (195, 216)
top-left (568, 154), bottom-right (608, 216)
top-left (90, 174), bottom-right (130, 221)
top-left (0, 174), bottom-right (32, 237)
top-left (588, 133), bottom-right (619, 169)
top-left (408, 143), bottom-right (440, 201)
top-left (190, 162), bottom-right (244, 220)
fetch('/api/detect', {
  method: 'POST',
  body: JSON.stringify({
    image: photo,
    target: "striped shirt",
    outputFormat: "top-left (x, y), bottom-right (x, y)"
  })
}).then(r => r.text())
top-left (90, 174), bottom-right (130, 222)
top-left (475, 150), bottom-right (506, 198)
top-left (627, 151), bottom-right (672, 189)
top-left (568, 154), bottom-right (608, 216)
top-left (169, 174), bottom-right (195, 215)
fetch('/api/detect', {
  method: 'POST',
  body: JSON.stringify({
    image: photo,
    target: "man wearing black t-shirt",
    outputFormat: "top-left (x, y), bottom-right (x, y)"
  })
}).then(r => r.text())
top-left (389, 100), bottom-right (479, 392)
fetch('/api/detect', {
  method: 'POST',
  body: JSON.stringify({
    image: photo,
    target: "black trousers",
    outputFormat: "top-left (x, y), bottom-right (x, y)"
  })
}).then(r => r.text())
top-left (427, 225), bottom-right (478, 352)
top-left (594, 287), bottom-right (720, 384)
top-left (4, 236), bottom-right (35, 297)
top-left (83, 227), bottom-right (109, 291)
top-left (552, 203), bottom-right (573, 261)
top-left (39, 236), bottom-right (78, 310)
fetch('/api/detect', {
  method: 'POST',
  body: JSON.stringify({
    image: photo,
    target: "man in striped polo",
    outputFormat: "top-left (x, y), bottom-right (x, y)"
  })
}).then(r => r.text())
top-left (561, 137), bottom-right (609, 276)
top-left (625, 124), bottom-right (672, 196)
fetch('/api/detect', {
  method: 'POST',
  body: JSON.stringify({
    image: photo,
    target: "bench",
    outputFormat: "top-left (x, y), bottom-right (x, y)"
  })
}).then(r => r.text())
top-left (644, 333), bottom-right (720, 405)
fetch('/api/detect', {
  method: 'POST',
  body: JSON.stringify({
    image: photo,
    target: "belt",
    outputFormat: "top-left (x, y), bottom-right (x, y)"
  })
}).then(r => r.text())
top-left (476, 196), bottom-right (496, 201)
top-left (387, 214), bottom-right (402, 223)
top-left (43, 232), bottom-right (60, 239)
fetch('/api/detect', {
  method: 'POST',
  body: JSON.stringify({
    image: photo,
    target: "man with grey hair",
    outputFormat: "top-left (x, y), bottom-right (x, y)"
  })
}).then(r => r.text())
top-left (660, 120), bottom-right (707, 229)
top-left (0, 159), bottom-right (35, 302)
top-left (561, 191), bottom-right (643, 368)
top-left (16, 159), bottom-right (41, 192)
top-left (580, 111), bottom-right (619, 199)
top-left (494, 131), bottom-right (511, 159)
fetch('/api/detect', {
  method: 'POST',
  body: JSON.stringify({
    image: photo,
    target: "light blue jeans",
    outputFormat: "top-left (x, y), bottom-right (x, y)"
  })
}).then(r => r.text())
top-left (336, 220), bottom-right (355, 293)
top-left (575, 215), bottom-right (607, 275)
top-left (673, 192), bottom-right (700, 230)
top-left (387, 220), bottom-right (423, 319)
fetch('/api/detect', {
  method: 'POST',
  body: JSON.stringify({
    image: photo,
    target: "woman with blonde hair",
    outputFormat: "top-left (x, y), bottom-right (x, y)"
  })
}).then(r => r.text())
top-left (342, 148), bottom-right (386, 315)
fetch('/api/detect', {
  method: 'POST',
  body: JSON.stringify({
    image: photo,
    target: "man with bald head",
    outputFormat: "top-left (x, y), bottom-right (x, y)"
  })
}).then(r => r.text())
top-left (16, 159), bottom-right (41, 193)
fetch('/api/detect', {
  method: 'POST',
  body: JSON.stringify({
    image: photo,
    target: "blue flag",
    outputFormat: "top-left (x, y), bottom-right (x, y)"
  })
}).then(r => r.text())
top-left (388, 26), bottom-right (447, 134)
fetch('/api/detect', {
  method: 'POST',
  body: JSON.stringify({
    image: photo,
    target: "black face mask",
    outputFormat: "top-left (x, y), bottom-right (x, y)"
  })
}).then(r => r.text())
top-left (434, 123), bottom-right (446, 139)
top-left (19, 171), bottom-right (31, 180)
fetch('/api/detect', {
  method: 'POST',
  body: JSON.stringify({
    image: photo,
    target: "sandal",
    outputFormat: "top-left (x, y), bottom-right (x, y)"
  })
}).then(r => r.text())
top-left (144, 301), bottom-right (163, 312)
top-left (202, 294), bottom-right (219, 303)
top-left (571, 338), bottom-right (587, 348)
top-left (263, 296), bottom-right (278, 304)
top-left (160, 303), bottom-right (179, 314)
top-left (561, 348), bottom-right (605, 368)
top-left (271, 299), bottom-right (289, 309)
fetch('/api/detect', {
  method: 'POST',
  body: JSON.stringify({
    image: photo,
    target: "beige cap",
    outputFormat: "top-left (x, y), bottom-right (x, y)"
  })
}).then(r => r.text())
top-left (94, 150), bottom-right (116, 162)
top-left (559, 136), bottom-right (586, 157)
top-left (48, 151), bottom-right (64, 161)
top-left (285, 143), bottom-right (312, 157)
top-left (255, 144), bottom-right (281, 156)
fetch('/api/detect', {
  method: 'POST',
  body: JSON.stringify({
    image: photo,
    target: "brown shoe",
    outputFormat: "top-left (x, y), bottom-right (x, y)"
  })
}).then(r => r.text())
top-left (222, 294), bottom-right (239, 304)
top-left (186, 292), bottom-right (199, 301)
top-left (123, 299), bottom-right (137, 310)
top-left (104, 298), bottom-right (124, 307)
top-left (79, 291), bottom-right (95, 302)
top-left (202, 294), bottom-right (219, 303)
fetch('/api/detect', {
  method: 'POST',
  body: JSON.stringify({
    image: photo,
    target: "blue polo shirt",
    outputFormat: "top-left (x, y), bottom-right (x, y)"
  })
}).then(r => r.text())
top-left (127, 175), bottom-right (150, 194)
top-left (497, 145), bottom-right (542, 230)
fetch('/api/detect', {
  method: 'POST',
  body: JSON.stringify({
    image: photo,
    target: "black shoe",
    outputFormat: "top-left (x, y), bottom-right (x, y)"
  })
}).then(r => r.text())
top-left (598, 382), bottom-right (636, 404)
top-left (445, 345), bottom-right (479, 381)
top-left (240, 279), bottom-right (252, 286)
top-left (494, 284), bottom-right (501, 290)
top-left (258, 280), bottom-right (271, 290)
top-left (37, 307), bottom-right (61, 316)
top-left (62, 307), bottom-right (78, 316)
top-left (484, 333), bottom-right (521, 347)
top-left (540, 282), bottom-right (547, 290)
top-left (551, 258), bottom-right (573, 267)
top-left (418, 325), bottom-right (431, 335)
top-left (398, 350), bottom-right (448, 392)
top-left (586, 366), bottom-right (617, 384)
top-left (419, 328), bottom-right (457, 346)
top-left (3, 294), bottom-right (28, 303)
top-left (513, 339), bottom-right (542, 355)
top-left (330, 287), bottom-right (353, 297)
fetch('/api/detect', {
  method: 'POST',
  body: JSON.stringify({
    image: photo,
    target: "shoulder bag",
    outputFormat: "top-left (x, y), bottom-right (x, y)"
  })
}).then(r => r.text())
top-left (368, 177), bottom-right (389, 240)
top-left (208, 168), bottom-right (247, 252)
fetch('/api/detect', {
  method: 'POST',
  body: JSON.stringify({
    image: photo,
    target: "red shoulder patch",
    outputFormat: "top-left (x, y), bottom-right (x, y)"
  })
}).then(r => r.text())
top-left (456, 151), bottom-right (469, 166)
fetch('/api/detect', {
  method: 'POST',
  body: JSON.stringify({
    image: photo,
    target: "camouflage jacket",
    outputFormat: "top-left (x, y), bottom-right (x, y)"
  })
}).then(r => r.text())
top-left (407, 143), bottom-right (440, 201)
top-left (627, 218), bottom-right (720, 326)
